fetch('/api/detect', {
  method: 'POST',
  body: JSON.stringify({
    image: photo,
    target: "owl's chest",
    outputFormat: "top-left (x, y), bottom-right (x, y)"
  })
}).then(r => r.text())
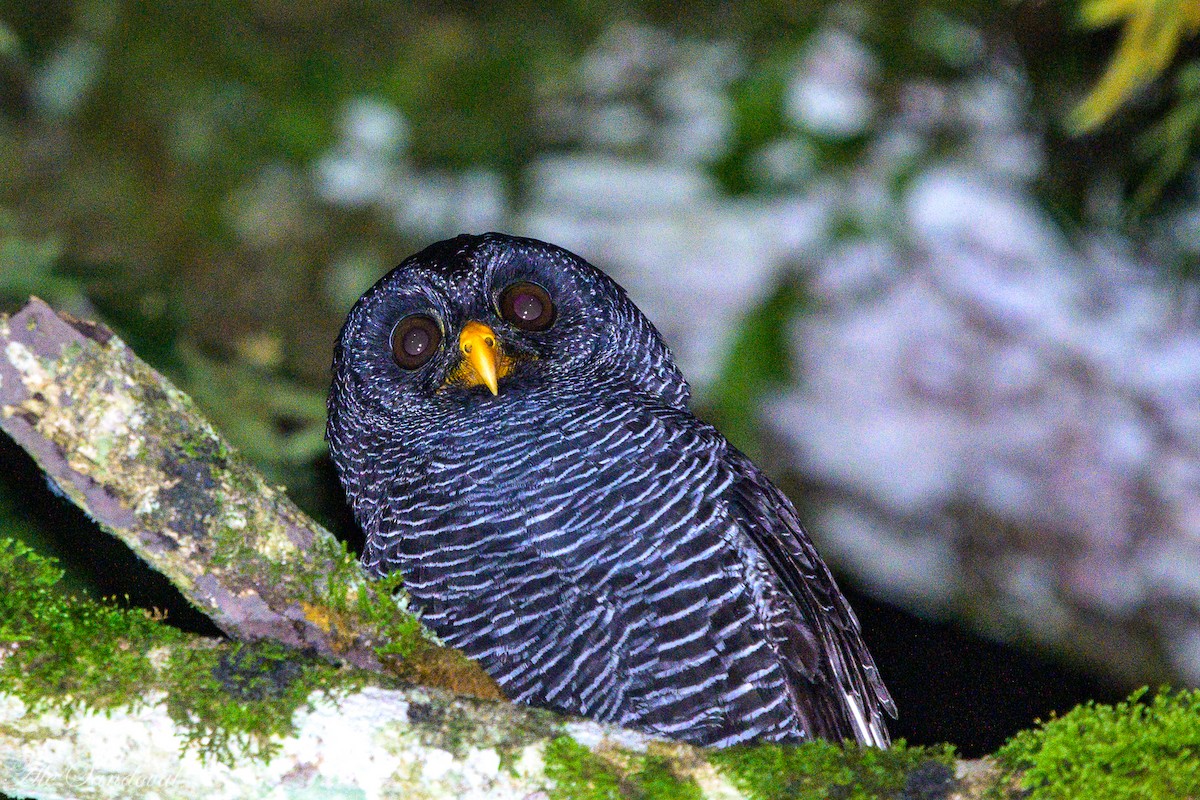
top-left (390, 403), bottom-right (732, 591)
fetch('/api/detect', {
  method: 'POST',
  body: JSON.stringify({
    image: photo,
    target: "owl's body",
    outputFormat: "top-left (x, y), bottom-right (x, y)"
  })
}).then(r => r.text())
top-left (328, 233), bottom-right (894, 747)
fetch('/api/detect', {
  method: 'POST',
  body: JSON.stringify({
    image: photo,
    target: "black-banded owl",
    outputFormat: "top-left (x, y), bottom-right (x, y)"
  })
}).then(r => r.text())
top-left (327, 233), bottom-right (895, 747)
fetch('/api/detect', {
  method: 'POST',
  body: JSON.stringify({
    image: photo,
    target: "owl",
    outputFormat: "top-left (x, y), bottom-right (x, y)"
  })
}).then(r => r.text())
top-left (327, 232), bottom-right (894, 747)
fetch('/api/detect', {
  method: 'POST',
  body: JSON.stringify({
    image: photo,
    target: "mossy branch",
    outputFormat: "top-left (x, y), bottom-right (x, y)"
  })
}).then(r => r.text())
top-left (0, 297), bottom-right (499, 699)
top-left (0, 676), bottom-right (969, 800)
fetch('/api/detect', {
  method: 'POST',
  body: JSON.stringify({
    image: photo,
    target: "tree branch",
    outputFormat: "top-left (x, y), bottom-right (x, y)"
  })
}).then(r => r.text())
top-left (0, 298), bottom-right (498, 698)
top-left (0, 673), bottom-right (988, 799)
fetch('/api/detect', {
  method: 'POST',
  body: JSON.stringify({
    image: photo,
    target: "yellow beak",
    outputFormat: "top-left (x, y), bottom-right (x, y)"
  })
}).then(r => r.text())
top-left (457, 321), bottom-right (503, 396)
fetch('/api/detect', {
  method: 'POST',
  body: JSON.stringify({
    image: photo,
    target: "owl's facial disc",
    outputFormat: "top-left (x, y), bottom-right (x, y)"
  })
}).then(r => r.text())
top-left (444, 320), bottom-right (516, 396)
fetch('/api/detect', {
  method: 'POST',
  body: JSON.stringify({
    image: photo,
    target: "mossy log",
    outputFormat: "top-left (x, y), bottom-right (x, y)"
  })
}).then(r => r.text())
top-left (0, 678), bottom-right (978, 800)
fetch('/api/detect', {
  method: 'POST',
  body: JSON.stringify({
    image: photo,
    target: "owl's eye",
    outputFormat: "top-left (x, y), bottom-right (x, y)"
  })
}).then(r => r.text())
top-left (499, 282), bottom-right (555, 331)
top-left (390, 314), bottom-right (442, 369)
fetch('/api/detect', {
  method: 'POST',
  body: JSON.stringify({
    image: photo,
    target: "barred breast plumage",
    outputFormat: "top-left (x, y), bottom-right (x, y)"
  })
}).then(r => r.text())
top-left (327, 232), bottom-right (895, 747)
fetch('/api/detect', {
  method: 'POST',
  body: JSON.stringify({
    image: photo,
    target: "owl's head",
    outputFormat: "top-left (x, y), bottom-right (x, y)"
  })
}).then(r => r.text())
top-left (328, 233), bottom-right (689, 450)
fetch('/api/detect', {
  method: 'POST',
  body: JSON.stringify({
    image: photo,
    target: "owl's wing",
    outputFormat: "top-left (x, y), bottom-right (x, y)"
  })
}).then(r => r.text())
top-left (722, 447), bottom-right (896, 747)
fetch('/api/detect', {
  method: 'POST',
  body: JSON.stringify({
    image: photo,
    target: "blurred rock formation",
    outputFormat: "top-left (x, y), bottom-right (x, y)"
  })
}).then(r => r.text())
top-left (773, 167), bottom-right (1200, 685)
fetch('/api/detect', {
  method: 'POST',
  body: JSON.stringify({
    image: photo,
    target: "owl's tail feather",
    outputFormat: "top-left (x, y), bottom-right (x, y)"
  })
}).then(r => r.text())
top-left (843, 689), bottom-right (889, 748)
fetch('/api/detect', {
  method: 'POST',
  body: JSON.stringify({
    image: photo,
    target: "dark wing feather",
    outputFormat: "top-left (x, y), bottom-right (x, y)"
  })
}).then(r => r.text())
top-left (722, 447), bottom-right (896, 746)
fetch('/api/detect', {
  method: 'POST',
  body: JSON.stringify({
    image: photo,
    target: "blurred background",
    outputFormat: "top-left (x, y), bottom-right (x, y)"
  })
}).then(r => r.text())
top-left (2, 0), bottom-right (1199, 756)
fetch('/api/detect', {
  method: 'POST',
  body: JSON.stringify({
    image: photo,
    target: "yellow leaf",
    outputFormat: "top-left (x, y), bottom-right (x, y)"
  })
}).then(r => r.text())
top-left (1080, 0), bottom-right (1146, 27)
top-left (1072, 0), bottom-right (1199, 131)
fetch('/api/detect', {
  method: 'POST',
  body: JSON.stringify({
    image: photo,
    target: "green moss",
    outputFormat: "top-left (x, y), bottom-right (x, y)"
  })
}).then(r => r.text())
top-left (709, 739), bottom-right (957, 800)
top-left (362, 581), bottom-right (429, 661)
top-left (546, 736), bottom-right (618, 800)
top-left (0, 537), bottom-right (359, 765)
top-left (996, 687), bottom-right (1200, 799)
top-left (278, 530), bottom-right (434, 666)
top-left (0, 536), bottom-right (172, 712)
top-left (632, 754), bottom-right (705, 800)
top-left (164, 639), bottom-right (354, 764)
top-left (543, 736), bottom-right (703, 800)
top-left (288, 534), bottom-right (494, 696)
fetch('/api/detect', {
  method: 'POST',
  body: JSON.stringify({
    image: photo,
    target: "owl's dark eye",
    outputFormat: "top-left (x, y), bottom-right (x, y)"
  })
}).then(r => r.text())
top-left (390, 314), bottom-right (442, 369)
top-left (499, 282), bottom-right (555, 331)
